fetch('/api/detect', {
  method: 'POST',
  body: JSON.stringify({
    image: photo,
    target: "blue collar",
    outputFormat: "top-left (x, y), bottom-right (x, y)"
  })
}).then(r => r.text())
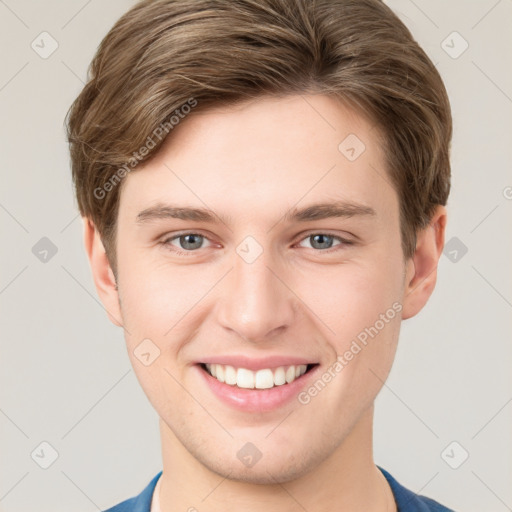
top-left (104, 466), bottom-right (455, 511)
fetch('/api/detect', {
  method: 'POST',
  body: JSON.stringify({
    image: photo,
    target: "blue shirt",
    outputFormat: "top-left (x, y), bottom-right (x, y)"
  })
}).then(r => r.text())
top-left (103, 466), bottom-right (455, 511)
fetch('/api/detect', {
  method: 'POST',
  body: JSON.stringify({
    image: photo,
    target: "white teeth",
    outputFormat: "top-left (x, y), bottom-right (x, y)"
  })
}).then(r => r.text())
top-left (255, 369), bottom-right (274, 389)
top-left (274, 366), bottom-right (286, 385)
top-left (208, 363), bottom-right (217, 378)
top-left (224, 365), bottom-right (237, 385)
top-left (285, 366), bottom-right (296, 383)
top-left (204, 363), bottom-right (309, 389)
top-left (237, 368), bottom-right (255, 389)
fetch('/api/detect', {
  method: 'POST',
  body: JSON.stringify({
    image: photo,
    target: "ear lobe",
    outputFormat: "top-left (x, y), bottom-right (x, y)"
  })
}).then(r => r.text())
top-left (401, 206), bottom-right (447, 320)
top-left (82, 217), bottom-right (124, 327)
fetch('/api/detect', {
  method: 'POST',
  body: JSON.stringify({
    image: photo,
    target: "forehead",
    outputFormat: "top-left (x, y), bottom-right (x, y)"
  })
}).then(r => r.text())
top-left (119, 94), bottom-right (397, 228)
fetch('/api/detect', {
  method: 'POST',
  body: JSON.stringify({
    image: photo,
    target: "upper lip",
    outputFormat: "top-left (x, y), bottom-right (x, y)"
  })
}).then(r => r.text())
top-left (198, 355), bottom-right (318, 371)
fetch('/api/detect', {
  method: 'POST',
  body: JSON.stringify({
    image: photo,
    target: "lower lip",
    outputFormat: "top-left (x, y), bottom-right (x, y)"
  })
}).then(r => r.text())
top-left (195, 364), bottom-right (320, 413)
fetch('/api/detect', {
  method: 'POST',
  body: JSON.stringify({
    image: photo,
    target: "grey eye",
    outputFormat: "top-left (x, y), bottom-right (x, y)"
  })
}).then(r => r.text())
top-left (306, 234), bottom-right (338, 250)
top-left (178, 233), bottom-right (204, 250)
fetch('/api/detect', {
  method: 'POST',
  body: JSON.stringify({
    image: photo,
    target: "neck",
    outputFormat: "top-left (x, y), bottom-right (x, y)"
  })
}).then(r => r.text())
top-left (157, 406), bottom-right (395, 512)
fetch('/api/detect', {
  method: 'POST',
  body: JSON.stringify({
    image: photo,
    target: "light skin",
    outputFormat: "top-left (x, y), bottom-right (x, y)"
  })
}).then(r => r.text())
top-left (84, 94), bottom-right (446, 511)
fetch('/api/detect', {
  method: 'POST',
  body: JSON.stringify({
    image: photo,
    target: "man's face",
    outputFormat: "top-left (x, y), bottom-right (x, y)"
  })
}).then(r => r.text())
top-left (112, 94), bottom-right (410, 482)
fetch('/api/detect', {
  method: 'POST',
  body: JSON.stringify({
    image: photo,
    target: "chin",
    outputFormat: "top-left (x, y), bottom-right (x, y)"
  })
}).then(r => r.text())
top-left (197, 447), bottom-right (321, 485)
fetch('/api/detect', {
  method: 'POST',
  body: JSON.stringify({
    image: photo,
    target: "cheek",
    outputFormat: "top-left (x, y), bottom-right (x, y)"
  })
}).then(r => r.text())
top-left (117, 249), bottom-right (206, 334)
top-left (297, 265), bottom-right (403, 409)
top-left (297, 254), bottom-right (404, 399)
top-left (300, 260), bottom-right (403, 339)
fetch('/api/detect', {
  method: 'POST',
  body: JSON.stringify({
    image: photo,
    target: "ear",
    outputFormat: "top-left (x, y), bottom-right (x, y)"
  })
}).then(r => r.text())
top-left (401, 205), bottom-right (447, 320)
top-left (82, 217), bottom-right (124, 327)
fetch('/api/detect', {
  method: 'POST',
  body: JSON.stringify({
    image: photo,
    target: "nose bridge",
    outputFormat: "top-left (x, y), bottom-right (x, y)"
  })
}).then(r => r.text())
top-left (217, 238), bottom-right (295, 342)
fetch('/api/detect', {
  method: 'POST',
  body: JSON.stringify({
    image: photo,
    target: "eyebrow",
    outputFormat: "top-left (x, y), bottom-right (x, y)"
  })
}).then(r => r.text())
top-left (135, 200), bottom-right (376, 225)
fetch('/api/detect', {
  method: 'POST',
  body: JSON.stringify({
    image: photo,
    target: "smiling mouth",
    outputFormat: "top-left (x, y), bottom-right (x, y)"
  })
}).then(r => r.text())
top-left (199, 362), bottom-right (319, 390)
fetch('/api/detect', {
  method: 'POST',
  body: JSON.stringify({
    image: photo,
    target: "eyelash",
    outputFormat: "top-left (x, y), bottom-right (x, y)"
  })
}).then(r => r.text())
top-left (160, 231), bottom-right (354, 257)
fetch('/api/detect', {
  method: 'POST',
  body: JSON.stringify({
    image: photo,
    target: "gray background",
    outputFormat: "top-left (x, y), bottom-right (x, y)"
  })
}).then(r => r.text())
top-left (0, 0), bottom-right (511, 510)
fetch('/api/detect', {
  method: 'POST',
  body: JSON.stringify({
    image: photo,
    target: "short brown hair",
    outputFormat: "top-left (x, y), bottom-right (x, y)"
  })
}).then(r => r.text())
top-left (66, 0), bottom-right (452, 277)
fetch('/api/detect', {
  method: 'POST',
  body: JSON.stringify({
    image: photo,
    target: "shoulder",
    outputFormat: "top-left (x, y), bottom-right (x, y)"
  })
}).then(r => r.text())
top-left (379, 466), bottom-right (456, 511)
top-left (102, 471), bottom-right (162, 512)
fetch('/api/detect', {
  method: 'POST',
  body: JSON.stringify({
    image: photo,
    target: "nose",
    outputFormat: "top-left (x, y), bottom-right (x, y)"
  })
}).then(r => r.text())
top-left (216, 243), bottom-right (296, 343)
